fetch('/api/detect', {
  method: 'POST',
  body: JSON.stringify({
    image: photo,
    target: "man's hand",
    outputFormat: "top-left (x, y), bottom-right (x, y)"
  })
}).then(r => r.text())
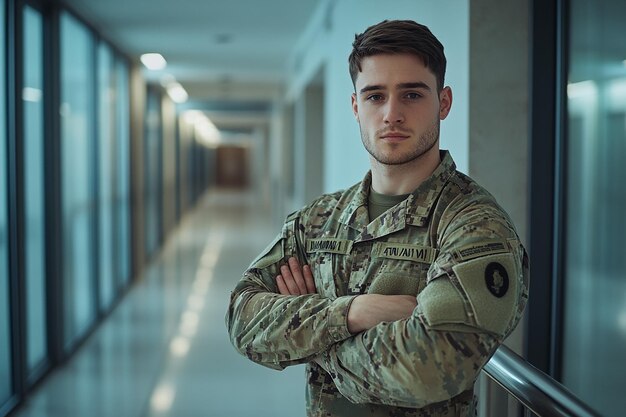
top-left (347, 294), bottom-right (417, 334)
top-left (276, 257), bottom-right (317, 295)
top-left (275, 258), bottom-right (415, 333)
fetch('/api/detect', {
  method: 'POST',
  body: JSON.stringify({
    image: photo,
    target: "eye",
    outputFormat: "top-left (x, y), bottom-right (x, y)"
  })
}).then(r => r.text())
top-left (405, 92), bottom-right (423, 100)
top-left (366, 94), bottom-right (384, 101)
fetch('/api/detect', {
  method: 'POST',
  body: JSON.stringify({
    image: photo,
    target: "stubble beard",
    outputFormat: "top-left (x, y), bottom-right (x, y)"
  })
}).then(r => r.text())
top-left (360, 119), bottom-right (441, 166)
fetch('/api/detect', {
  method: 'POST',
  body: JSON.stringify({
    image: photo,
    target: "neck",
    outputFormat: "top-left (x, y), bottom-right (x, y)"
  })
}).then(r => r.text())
top-left (370, 146), bottom-right (441, 195)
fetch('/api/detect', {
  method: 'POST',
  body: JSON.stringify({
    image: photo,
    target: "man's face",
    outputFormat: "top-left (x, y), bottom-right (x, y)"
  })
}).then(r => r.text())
top-left (351, 53), bottom-right (452, 166)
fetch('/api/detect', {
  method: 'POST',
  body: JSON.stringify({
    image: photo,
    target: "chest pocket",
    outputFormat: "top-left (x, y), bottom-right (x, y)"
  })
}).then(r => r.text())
top-left (367, 242), bottom-right (437, 296)
top-left (305, 238), bottom-right (352, 298)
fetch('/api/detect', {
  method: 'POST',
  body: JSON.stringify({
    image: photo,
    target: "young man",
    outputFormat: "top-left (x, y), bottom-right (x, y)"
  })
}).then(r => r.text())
top-left (226, 20), bottom-right (528, 417)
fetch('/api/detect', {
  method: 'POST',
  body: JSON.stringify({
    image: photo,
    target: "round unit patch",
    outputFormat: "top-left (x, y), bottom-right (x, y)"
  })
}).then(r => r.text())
top-left (485, 262), bottom-right (509, 298)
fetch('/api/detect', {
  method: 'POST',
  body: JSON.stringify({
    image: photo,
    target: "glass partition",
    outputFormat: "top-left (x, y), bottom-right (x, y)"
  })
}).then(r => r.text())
top-left (97, 41), bottom-right (114, 310)
top-left (60, 11), bottom-right (96, 348)
top-left (23, 4), bottom-right (48, 375)
top-left (116, 59), bottom-right (131, 286)
top-left (144, 87), bottom-right (162, 259)
top-left (562, 1), bottom-right (626, 415)
top-left (0, 0), bottom-right (13, 405)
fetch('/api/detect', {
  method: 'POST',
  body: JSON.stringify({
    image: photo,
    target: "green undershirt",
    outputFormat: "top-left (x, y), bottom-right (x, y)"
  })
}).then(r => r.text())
top-left (368, 188), bottom-right (411, 221)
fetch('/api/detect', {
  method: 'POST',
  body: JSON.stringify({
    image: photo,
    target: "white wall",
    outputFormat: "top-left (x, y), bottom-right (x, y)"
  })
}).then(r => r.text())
top-left (286, 0), bottom-right (469, 194)
top-left (293, 81), bottom-right (325, 208)
top-left (250, 126), bottom-right (271, 210)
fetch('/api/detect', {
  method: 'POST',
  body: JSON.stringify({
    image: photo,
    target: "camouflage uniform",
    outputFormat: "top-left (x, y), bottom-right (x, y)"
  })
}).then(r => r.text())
top-left (227, 151), bottom-right (529, 417)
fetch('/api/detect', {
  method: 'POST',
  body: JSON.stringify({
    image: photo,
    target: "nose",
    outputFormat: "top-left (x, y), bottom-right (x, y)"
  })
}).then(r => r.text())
top-left (383, 99), bottom-right (404, 124)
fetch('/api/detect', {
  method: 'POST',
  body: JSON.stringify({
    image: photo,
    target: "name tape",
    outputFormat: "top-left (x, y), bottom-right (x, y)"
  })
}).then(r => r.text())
top-left (306, 238), bottom-right (353, 255)
top-left (371, 242), bottom-right (436, 263)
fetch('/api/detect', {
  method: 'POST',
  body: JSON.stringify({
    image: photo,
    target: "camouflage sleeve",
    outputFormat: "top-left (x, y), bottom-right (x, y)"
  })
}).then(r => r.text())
top-left (316, 203), bottom-right (529, 408)
top-left (226, 211), bottom-right (358, 370)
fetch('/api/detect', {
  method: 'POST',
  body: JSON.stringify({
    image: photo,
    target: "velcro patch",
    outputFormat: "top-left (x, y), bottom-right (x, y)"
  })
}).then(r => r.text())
top-left (452, 240), bottom-right (509, 262)
top-left (452, 253), bottom-right (518, 337)
top-left (417, 277), bottom-right (470, 328)
top-left (368, 271), bottom-right (421, 296)
top-left (306, 238), bottom-right (352, 255)
top-left (371, 242), bottom-right (436, 263)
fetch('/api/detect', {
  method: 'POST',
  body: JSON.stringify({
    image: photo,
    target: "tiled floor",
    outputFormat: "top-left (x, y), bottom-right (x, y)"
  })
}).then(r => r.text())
top-left (13, 190), bottom-right (306, 417)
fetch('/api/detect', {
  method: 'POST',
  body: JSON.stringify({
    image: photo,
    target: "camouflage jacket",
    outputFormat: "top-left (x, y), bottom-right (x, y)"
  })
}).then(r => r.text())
top-left (226, 151), bottom-right (529, 417)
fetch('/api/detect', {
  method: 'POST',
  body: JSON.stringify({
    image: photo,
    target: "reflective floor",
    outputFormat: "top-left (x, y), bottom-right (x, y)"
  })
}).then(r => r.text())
top-left (13, 190), bottom-right (305, 417)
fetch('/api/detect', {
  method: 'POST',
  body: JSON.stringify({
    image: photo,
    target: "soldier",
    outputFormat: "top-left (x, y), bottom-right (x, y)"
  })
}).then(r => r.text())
top-left (226, 19), bottom-right (528, 417)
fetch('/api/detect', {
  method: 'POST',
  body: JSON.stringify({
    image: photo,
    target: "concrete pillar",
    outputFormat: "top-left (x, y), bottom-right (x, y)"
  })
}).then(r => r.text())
top-left (469, 0), bottom-right (529, 416)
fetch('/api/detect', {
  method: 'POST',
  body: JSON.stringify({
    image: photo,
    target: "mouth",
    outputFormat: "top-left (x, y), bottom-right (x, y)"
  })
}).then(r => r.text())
top-left (380, 132), bottom-right (410, 142)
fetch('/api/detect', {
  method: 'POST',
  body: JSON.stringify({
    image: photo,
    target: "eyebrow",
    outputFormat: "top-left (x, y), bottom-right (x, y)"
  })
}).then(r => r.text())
top-left (359, 82), bottom-right (432, 95)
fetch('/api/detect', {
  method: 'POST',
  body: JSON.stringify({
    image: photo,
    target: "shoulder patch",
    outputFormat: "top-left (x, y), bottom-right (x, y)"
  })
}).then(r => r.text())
top-left (452, 253), bottom-right (519, 337)
top-left (484, 262), bottom-right (509, 298)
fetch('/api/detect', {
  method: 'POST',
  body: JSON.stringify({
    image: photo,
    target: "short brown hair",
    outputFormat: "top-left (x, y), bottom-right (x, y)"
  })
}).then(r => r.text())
top-left (348, 20), bottom-right (447, 92)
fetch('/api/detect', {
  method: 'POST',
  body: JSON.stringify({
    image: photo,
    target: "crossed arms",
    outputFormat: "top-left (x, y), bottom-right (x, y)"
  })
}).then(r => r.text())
top-left (226, 230), bottom-right (507, 407)
top-left (276, 257), bottom-right (417, 334)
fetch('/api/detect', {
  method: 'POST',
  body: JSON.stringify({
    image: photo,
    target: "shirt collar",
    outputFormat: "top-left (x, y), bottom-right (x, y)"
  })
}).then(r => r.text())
top-left (404, 150), bottom-right (456, 227)
top-left (337, 171), bottom-right (371, 230)
top-left (337, 150), bottom-right (457, 236)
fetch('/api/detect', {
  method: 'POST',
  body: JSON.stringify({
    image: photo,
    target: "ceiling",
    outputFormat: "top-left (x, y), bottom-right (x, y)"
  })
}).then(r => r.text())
top-left (61, 0), bottom-right (321, 105)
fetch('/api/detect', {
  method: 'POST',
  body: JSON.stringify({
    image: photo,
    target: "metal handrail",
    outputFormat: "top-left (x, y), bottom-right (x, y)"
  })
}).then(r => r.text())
top-left (482, 345), bottom-right (601, 417)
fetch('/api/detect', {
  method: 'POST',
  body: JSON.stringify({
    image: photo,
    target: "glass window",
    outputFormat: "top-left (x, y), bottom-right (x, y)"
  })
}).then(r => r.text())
top-left (23, 5), bottom-right (48, 375)
top-left (562, 1), bottom-right (626, 416)
top-left (97, 42), bottom-right (114, 310)
top-left (0, 0), bottom-right (13, 404)
top-left (144, 87), bottom-right (162, 259)
top-left (116, 59), bottom-right (131, 286)
top-left (60, 12), bottom-right (96, 348)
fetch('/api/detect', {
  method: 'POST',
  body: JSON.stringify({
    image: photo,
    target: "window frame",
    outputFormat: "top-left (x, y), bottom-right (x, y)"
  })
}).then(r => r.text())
top-left (526, 0), bottom-right (569, 379)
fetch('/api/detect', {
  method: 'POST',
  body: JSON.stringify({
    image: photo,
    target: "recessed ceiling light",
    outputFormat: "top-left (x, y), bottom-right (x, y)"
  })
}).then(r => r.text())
top-left (167, 82), bottom-right (188, 103)
top-left (140, 53), bottom-right (167, 70)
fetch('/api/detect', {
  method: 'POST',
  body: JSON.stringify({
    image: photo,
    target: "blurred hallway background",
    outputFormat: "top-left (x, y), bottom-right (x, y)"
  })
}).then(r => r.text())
top-left (12, 190), bottom-right (307, 416)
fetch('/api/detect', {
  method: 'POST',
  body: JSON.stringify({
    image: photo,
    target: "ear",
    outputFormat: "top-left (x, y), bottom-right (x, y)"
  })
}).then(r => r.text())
top-left (439, 86), bottom-right (453, 120)
top-left (351, 93), bottom-right (359, 121)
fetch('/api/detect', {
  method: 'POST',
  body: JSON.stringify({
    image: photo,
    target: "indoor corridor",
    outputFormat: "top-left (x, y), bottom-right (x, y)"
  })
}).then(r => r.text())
top-left (11, 191), bottom-right (305, 417)
top-left (3, 0), bottom-right (626, 416)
